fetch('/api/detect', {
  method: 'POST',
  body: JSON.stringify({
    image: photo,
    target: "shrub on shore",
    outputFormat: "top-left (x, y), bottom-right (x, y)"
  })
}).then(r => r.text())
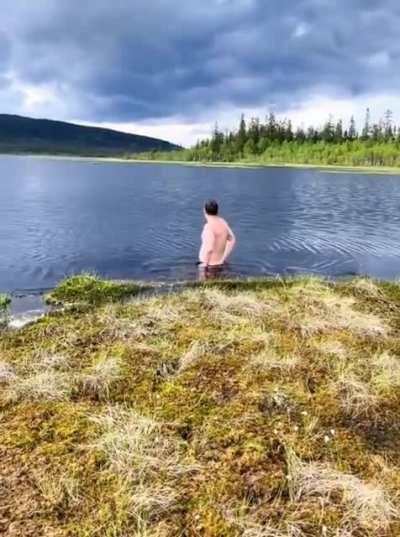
top-left (0, 293), bottom-right (11, 327)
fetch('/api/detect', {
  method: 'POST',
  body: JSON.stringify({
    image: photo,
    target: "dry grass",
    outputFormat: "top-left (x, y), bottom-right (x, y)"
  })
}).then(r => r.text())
top-left (178, 341), bottom-right (209, 372)
top-left (91, 406), bottom-right (192, 480)
top-left (287, 448), bottom-right (398, 531)
top-left (334, 375), bottom-right (379, 418)
top-left (371, 351), bottom-right (400, 392)
top-left (202, 288), bottom-right (275, 323)
top-left (128, 482), bottom-right (178, 518)
top-left (35, 472), bottom-right (80, 509)
top-left (351, 278), bottom-right (383, 298)
top-left (3, 369), bottom-right (72, 403)
top-left (285, 281), bottom-right (388, 337)
top-left (249, 350), bottom-right (300, 372)
top-left (230, 517), bottom-right (305, 537)
top-left (318, 339), bottom-right (347, 359)
top-left (80, 356), bottom-right (122, 399)
top-left (38, 353), bottom-right (70, 370)
top-left (0, 360), bottom-right (17, 383)
top-left (102, 305), bottom-right (156, 340)
top-left (91, 406), bottom-right (195, 530)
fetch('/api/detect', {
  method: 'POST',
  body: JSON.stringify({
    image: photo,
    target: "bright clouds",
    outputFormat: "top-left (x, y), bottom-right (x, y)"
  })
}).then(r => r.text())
top-left (1, 0), bottom-right (400, 145)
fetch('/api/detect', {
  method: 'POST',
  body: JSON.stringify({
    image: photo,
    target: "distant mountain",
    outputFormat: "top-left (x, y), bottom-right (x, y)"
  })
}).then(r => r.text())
top-left (0, 114), bottom-right (180, 156)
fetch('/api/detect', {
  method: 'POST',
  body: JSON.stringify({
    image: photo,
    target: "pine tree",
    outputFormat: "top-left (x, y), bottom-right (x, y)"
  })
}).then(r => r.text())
top-left (266, 112), bottom-right (277, 141)
top-left (286, 120), bottom-right (294, 142)
top-left (236, 114), bottom-right (247, 155)
top-left (371, 124), bottom-right (381, 141)
top-left (295, 127), bottom-right (306, 143)
top-left (210, 123), bottom-right (224, 158)
top-left (322, 116), bottom-right (335, 142)
top-left (248, 118), bottom-right (260, 143)
top-left (348, 116), bottom-right (357, 140)
top-left (383, 109), bottom-right (394, 140)
top-left (361, 108), bottom-right (371, 140)
top-left (334, 119), bottom-right (343, 142)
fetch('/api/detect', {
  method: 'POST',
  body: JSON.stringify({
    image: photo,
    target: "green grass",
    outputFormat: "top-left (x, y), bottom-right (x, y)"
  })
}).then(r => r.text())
top-left (45, 273), bottom-right (144, 305)
top-left (1, 276), bottom-right (400, 536)
top-left (0, 293), bottom-right (11, 327)
top-left (0, 293), bottom-right (11, 309)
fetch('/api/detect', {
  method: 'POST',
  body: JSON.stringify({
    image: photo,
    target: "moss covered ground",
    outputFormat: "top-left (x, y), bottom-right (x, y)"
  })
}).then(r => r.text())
top-left (45, 273), bottom-right (144, 306)
top-left (1, 275), bottom-right (400, 536)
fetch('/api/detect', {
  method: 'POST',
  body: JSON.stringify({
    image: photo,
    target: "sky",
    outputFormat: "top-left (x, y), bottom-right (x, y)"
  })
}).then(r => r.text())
top-left (1, 0), bottom-right (400, 146)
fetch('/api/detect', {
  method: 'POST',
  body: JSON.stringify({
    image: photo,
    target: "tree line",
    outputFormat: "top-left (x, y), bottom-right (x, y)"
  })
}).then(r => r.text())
top-left (194, 109), bottom-right (400, 160)
top-left (133, 109), bottom-right (400, 167)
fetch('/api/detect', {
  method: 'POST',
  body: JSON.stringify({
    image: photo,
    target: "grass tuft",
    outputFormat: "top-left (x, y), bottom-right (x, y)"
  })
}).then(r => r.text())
top-left (35, 472), bottom-right (81, 510)
top-left (46, 273), bottom-right (143, 305)
top-left (0, 360), bottom-right (17, 383)
top-left (4, 369), bottom-right (72, 403)
top-left (371, 352), bottom-right (400, 393)
top-left (287, 448), bottom-right (398, 531)
top-left (249, 350), bottom-right (300, 372)
top-left (335, 375), bottom-right (379, 418)
top-left (80, 356), bottom-right (122, 399)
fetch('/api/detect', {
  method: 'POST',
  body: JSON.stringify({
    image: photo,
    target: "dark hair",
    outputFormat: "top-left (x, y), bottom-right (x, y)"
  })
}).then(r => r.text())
top-left (204, 199), bottom-right (219, 215)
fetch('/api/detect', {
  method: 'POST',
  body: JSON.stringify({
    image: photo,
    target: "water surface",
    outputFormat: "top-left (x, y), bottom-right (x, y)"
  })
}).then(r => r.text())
top-left (1, 155), bottom-right (400, 294)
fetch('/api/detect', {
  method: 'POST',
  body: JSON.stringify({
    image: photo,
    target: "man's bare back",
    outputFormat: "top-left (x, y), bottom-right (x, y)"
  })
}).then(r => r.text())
top-left (199, 199), bottom-right (236, 267)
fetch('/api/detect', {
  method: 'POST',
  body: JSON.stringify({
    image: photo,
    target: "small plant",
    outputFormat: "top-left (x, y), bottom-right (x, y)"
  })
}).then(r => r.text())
top-left (80, 357), bottom-right (122, 399)
top-left (46, 273), bottom-right (143, 305)
top-left (0, 293), bottom-right (11, 327)
top-left (4, 369), bottom-right (72, 403)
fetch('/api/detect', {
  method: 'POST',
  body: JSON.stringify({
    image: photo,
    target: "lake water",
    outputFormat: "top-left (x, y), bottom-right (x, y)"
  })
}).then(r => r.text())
top-left (1, 155), bottom-right (400, 295)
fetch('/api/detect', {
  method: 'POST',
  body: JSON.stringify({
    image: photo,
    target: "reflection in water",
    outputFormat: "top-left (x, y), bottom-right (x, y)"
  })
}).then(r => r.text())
top-left (1, 155), bottom-right (400, 293)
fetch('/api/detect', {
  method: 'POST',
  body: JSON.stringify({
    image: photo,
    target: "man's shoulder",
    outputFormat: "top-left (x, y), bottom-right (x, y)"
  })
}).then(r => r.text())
top-left (219, 217), bottom-right (230, 228)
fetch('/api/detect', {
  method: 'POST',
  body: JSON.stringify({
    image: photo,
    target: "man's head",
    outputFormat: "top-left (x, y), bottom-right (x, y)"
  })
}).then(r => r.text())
top-left (204, 199), bottom-right (219, 216)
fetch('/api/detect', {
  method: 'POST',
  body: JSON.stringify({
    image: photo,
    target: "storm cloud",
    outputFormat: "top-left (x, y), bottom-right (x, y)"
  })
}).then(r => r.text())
top-left (1, 0), bottom-right (400, 142)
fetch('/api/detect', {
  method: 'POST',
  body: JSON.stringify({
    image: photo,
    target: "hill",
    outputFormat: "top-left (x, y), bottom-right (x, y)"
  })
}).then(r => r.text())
top-left (0, 114), bottom-right (180, 156)
top-left (0, 274), bottom-right (399, 536)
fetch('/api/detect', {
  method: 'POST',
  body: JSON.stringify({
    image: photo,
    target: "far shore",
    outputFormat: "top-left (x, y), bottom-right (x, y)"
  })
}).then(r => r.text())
top-left (2, 151), bottom-right (400, 175)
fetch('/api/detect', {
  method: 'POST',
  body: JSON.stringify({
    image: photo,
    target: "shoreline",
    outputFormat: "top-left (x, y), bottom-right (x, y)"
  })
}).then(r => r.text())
top-left (2, 152), bottom-right (400, 175)
top-left (3, 272), bottom-right (391, 324)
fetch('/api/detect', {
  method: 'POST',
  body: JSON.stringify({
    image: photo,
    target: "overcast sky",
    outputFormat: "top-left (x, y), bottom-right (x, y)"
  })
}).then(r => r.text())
top-left (1, 0), bottom-right (400, 145)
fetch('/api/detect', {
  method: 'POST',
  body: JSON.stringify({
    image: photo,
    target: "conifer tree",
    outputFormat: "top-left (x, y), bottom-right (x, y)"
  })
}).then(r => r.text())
top-left (361, 108), bottom-right (371, 140)
top-left (236, 114), bottom-right (247, 155)
top-left (348, 116), bottom-right (357, 140)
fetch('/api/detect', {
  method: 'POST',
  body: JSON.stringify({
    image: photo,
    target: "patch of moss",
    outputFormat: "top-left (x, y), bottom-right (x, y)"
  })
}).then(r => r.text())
top-left (45, 273), bottom-right (144, 305)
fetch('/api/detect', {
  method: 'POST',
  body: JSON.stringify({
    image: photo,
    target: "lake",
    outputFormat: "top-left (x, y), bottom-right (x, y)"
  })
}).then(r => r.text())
top-left (1, 155), bottom-right (400, 295)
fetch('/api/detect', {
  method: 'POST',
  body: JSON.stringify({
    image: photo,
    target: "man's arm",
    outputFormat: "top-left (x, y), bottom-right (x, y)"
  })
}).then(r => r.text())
top-left (223, 225), bottom-right (236, 263)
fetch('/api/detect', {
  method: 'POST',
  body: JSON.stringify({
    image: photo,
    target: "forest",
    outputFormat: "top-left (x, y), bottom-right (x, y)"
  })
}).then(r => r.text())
top-left (135, 109), bottom-right (400, 168)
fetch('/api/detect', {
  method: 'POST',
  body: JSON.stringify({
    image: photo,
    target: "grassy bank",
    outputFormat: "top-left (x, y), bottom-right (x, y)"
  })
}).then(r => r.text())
top-left (130, 138), bottom-right (400, 175)
top-left (1, 275), bottom-right (400, 536)
top-left (128, 157), bottom-right (400, 175)
top-left (4, 152), bottom-right (400, 175)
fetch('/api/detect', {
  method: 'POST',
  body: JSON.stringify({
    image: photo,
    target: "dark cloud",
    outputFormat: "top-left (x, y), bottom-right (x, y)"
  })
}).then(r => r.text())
top-left (1, 0), bottom-right (399, 122)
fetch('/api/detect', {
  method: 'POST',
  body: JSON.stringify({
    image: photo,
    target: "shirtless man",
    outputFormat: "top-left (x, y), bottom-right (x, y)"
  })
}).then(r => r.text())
top-left (198, 199), bottom-right (236, 273)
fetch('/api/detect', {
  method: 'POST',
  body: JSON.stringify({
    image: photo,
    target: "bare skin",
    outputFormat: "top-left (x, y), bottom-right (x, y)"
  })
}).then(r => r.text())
top-left (199, 212), bottom-right (236, 267)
